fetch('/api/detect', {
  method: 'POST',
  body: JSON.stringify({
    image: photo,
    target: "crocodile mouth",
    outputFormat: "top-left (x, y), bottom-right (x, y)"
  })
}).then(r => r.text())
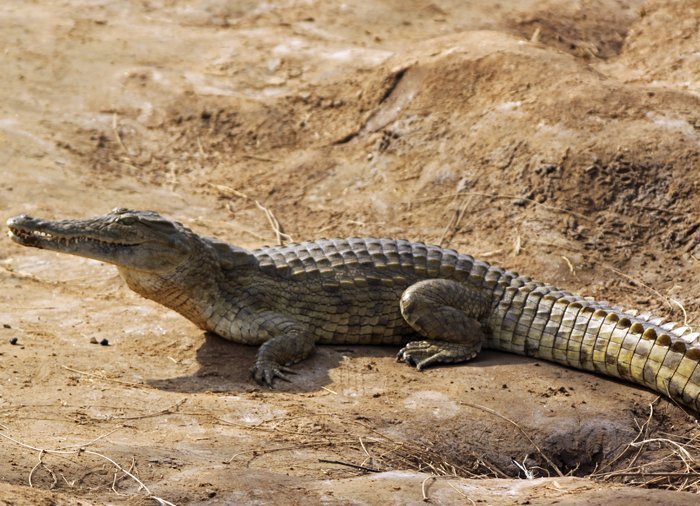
top-left (8, 226), bottom-right (136, 250)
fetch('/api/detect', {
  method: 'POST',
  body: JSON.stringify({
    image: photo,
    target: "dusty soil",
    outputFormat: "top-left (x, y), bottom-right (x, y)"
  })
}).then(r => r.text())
top-left (1, 0), bottom-right (699, 504)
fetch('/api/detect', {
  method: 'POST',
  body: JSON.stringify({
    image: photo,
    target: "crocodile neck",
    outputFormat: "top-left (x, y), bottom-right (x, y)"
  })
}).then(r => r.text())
top-left (117, 249), bottom-right (227, 330)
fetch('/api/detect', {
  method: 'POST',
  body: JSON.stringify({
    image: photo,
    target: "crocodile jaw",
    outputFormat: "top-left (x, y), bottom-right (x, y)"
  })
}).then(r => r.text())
top-left (6, 212), bottom-right (190, 273)
top-left (9, 216), bottom-right (133, 246)
top-left (7, 214), bottom-right (143, 262)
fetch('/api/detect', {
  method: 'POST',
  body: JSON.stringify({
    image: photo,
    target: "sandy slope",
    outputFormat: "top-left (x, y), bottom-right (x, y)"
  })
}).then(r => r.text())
top-left (1, 0), bottom-right (698, 503)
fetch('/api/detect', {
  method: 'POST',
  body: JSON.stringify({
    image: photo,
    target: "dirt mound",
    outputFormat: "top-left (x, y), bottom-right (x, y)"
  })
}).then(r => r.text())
top-left (87, 27), bottom-right (699, 312)
top-left (612, 0), bottom-right (700, 92)
top-left (507, 0), bottom-right (645, 59)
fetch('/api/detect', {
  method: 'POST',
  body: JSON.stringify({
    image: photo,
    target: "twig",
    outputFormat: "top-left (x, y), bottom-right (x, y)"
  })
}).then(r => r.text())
top-left (318, 459), bottom-right (381, 473)
top-left (208, 183), bottom-right (293, 245)
top-left (439, 195), bottom-right (471, 248)
top-left (60, 473), bottom-right (75, 487)
top-left (112, 113), bottom-right (128, 154)
top-left (77, 448), bottom-right (175, 505)
top-left (421, 475), bottom-right (435, 501)
top-left (472, 454), bottom-right (510, 479)
top-left (208, 183), bottom-right (250, 200)
top-left (112, 456), bottom-right (137, 495)
top-left (44, 462), bottom-right (58, 489)
top-left (446, 480), bottom-right (475, 503)
top-left (602, 265), bottom-right (674, 310)
top-left (152, 497), bottom-right (177, 506)
top-left (561, 255), bottom-right (576, 276)
top-left (669, 298), bottom-right (691, 329)
top-left (0, 429), bottom-right (174, 505)
top-left (629, 438), bottom-right (695, 466)
top-left (476, 249), bottom-right (503, 258)
top-left (255, 201), bottom-right (293, 246)
top-left (589, 400), bottom-right (700, 492)
top-left (511, 455), bottom-right (535, 479)
top-left (359, 436), bottom-right (375, 468)
top-left (597, 400), bottom-right (656, 474)
top-left (112, 469), bottom-right (127, 496)
top-left (513, 234), bottom-right (522, 256)
top-left (359, 437), bottom-right (371, 459)
top-left (28, 451), bottom-right (46, 488)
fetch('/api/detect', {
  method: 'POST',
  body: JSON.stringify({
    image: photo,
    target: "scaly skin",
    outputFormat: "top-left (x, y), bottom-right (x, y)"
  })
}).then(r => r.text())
top-left (7, 209), bottom-right (700, 411)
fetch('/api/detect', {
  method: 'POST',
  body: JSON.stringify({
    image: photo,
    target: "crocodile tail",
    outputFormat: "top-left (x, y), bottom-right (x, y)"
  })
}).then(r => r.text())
top-left (485, 270), bottom-right (700, 413)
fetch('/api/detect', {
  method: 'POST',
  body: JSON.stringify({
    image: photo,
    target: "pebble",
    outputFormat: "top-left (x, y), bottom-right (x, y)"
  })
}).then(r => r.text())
top-left (9, 337), bottom-right (18, 345)
top-left (100, 338), bottom-right (109, 346)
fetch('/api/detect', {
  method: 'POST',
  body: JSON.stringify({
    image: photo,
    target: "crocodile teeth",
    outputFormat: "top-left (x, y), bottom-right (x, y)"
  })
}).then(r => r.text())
top-left (12, 229), bottom-right (134, 248)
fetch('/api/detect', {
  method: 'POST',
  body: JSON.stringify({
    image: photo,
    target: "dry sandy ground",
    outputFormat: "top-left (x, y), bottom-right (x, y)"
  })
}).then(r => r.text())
top-left (1, 0), bottom-right (699, 504)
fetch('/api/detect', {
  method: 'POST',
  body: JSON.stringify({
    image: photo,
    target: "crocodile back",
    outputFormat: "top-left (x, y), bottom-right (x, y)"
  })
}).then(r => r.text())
top-left (252, 237), bottom-right (493, 283)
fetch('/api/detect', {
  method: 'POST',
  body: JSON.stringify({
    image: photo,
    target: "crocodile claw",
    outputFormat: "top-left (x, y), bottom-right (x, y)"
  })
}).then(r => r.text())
top-left (396, 341), bottom-right (442, 370)
top-left (397, 340), bottom-right (480, 370)
top-left (250, 360), bottom-right (297, 387)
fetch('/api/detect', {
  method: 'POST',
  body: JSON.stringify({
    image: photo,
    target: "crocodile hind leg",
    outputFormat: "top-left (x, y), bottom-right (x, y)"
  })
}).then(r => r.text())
top-left (397, 279), bottom-right (489, 370)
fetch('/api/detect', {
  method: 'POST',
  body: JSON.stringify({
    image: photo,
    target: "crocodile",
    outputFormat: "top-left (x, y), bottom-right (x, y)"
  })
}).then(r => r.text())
top-left (6, 208), bottom-right (700, 412)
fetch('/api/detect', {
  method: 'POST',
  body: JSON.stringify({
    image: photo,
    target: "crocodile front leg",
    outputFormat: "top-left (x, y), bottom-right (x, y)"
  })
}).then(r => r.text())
top-left (397, 279), bottom-right (490, 369)
top-left (246, 312), bottom-right (316, 386)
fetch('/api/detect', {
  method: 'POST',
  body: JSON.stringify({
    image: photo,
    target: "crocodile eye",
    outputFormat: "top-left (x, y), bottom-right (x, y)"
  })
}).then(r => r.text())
top-left (118, 216), bottom-right (138, 225)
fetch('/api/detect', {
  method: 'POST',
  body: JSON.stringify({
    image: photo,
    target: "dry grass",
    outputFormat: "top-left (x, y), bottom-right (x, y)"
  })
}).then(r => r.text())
top-left (221, 403), bottom-right (700, 493)
top-left (0, 424), bottom-right (175, 505)
top-left (3, 397), bottom-right (698, 501)
top-left (222, 412), bottom-right (505, 480)
top-left (590, 401), bottom-right (700, 492)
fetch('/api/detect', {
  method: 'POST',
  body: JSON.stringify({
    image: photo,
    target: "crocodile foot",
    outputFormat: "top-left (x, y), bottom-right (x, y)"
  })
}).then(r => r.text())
top-left (396, 340), bottom-right (481, 370)
top-left (250, 360), bottom-right (297, 387)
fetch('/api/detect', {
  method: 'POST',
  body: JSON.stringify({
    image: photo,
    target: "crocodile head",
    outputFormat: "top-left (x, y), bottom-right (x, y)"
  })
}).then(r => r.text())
top-left (7, 208), bottom-right (194, 273)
